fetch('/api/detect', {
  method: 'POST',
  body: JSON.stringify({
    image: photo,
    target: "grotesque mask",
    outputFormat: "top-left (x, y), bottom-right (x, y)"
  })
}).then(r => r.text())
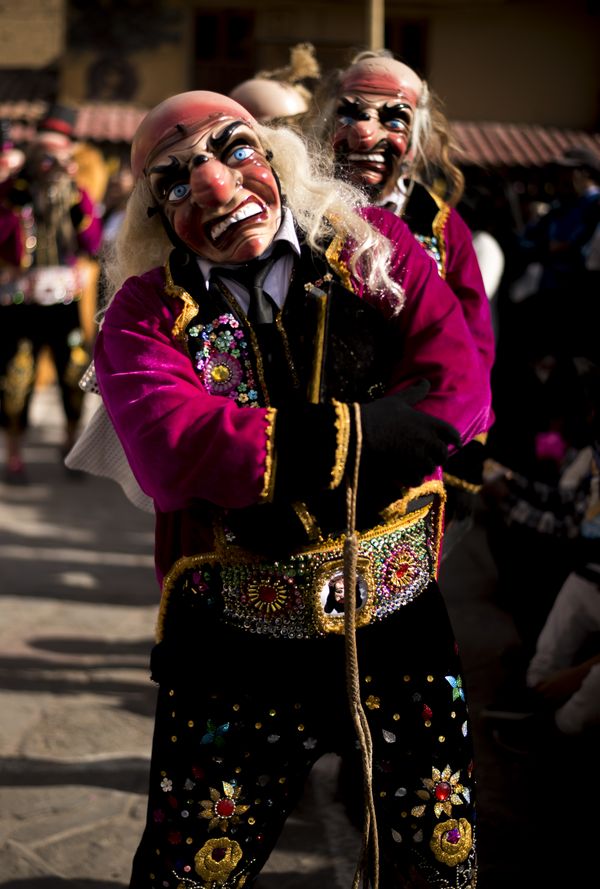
top-left (332, 57), bottom-right (422, 199)
top-left (132, 91), bottom-right (282, 264)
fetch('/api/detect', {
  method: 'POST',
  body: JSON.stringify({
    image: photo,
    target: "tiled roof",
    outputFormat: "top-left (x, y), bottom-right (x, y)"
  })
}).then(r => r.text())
top-left (74, 103), bottom-right (149, 143)
top-left (451, 120), bottom-right (600, 167)
top-left (0, 100), bottom-right (149, 144)
top-left (1, 98), bottom-right (599, 166)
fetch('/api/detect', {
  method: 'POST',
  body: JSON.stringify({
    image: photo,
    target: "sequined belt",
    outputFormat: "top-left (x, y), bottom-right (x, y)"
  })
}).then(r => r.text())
top-left (157, 483), bottom-right (445, 641)
top-left (0, 265), bottom-right (84, 307)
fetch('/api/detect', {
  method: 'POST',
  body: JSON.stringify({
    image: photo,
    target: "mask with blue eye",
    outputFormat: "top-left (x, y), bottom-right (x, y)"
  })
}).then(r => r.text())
top-left (230, 146), bottom-right (254, 163)
top-left (168, 182), bottom-right (191, 203)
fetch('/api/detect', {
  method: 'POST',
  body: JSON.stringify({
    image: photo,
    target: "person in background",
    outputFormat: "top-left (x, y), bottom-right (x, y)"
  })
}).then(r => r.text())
top-left (481, 361), bottom-right (600, 749)
top-left (314, 49), bottom-right (495, 550)
top-left (229, 42), bottom-right (320, 128)
top-left (0, 104), bottom-right (102, 482)
top-left (509, 145), bottom-right (600, 362)
top-left (84, 89), bottom-right (490, 888)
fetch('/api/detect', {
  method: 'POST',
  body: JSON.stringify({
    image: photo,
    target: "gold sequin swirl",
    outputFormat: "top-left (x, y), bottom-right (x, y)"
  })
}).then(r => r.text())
top-left (259, 408), bottom-right (277, 502)
top-left (164, 259), bottom-right (199, 342)
top-left (429, 818), bottom-right (473, 866)
top-left (194, 837), bottom-right (243, 882)
top-left (330, 399), bottom-right (351, 489)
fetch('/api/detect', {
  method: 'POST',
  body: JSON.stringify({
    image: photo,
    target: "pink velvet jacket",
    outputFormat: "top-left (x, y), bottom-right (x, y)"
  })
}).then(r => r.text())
top-left (442, 206), bottom-right (496, 380)
top-left (95, 208), bottom-right (492, 583)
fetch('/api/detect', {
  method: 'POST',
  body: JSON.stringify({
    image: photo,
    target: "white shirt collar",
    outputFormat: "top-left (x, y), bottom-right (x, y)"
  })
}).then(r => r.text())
top-left (377, 177), bottom-right (410, 215)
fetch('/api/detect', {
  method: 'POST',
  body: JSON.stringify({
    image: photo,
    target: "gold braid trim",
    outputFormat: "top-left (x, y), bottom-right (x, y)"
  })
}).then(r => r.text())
top-left (380, 479), bottom-right (446, 576)
top-left (442, 472), bottom-right (482, 494)
top-left (164, 258), bottom-right (200, 341)
top-left (259, 407), bottom-right (277, 502)
top-left (291, 500), bottom-right (323, 542)
top-left (76, 213), bottom-right (94, 233)
top-left (330, 399), bottom-right (351, 489)
top-left (428, 189), bottom-right (451, 280)
top-left (325, 236), bottom-right (356, 293)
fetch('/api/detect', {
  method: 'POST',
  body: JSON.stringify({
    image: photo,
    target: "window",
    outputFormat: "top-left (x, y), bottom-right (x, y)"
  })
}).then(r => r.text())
top-left (384, 18), bottom-right (429, 77)
top-left (194, 10), bottom-right (255, 94)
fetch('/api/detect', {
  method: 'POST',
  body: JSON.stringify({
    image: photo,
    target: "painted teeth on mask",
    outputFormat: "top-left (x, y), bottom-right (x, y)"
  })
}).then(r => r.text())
top-left (348, 153), bottom-right (386, 163)
top-left (211, 202), bottom-right (263, 240)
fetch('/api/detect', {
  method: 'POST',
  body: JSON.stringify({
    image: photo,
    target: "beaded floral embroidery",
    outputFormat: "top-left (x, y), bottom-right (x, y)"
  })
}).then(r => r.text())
top-left (187, 313), bottom-right (259, 406)
top-left (414, 234), bottom-right (444, 277)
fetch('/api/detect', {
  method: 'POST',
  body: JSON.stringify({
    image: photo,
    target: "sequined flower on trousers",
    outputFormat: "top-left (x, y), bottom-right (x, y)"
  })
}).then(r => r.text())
top-left (411, 765), bottom-right (470, 818)
top-left (200, 781), bottom-right (250, 832)
top-left (445, 674), bottom-right (465, 701)
top-left (429, 818), bottom-right (473, 865)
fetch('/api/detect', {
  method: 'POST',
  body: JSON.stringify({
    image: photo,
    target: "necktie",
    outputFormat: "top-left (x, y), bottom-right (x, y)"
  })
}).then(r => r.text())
top-left (211, 245), bottom-right (287, 324)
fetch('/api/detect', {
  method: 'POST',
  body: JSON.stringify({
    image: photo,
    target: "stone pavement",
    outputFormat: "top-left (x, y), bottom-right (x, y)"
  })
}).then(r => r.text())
top-left (0, 385), bottom-right (592, 888)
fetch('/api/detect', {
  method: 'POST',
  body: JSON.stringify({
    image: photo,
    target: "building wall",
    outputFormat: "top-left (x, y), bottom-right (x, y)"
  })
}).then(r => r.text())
top-left (54, 0), bottom-right (600, 129)
top-left (428, 4), bottom-right (600, 128)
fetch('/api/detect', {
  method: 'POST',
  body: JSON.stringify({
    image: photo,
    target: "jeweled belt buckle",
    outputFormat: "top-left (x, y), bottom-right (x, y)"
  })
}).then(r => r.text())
top-left (312, 556), bottom-right (376, 635)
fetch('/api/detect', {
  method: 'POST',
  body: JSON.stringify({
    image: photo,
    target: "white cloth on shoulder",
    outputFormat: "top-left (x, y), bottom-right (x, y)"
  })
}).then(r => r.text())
top-left (65, 396), bottom-right (154, 514)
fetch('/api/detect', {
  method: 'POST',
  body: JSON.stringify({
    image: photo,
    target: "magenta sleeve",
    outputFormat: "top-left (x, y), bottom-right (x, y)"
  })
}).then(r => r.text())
top-left (444, 207), bottom-right (496, 377)
top-left (359, 207), bottom-right (493, 448)
top-left (94, 271), bottom-right (274, 513)
top-left (74, 187), bottom-right (103, 255)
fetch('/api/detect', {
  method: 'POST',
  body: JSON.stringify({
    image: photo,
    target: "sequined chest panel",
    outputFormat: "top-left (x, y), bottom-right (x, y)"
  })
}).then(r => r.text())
top-left (403, 184), bottom-right (450, 280)
top-left (187, 312), bottom-right (261, 408)
top-left (414, 234), bottom-right (444, 277)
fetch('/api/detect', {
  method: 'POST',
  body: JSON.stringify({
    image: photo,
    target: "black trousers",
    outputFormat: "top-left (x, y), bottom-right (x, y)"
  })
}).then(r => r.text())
top-left (0, 302), bottom-right (87, 431)
top-left (130, 582), bottom-right (477, 888)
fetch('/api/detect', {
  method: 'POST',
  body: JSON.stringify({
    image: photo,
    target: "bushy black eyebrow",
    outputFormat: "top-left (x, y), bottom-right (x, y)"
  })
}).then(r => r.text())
top-left (208, 120), bottom-right (246, 152)
top-left (379, 103), bottom-right (412, 122)
top-left (148, 155), bottom-right (182, 176)
top-left (337, 97), bottom-right (365, 118)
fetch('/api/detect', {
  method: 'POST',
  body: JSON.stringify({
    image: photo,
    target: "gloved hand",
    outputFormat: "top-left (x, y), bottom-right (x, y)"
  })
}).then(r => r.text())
top-left (360, 379), bottom-right (461, 489)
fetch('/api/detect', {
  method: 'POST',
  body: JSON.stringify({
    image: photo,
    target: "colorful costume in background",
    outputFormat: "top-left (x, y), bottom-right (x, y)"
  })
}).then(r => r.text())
top-left (92, 91), bottom-right (491, 889)
top-left (0, 107), bottom-right (102, 464)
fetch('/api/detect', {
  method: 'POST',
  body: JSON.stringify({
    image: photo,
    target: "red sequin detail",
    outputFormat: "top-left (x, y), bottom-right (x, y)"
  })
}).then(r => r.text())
top-left (258, 585), bottom-right (277, 603)
top-left (212, 847), bottom-right (227, 861)
top-left (215, 798), bottom-right (236, 817)
top-left (435, 781), bottom-right (451, 800)
top-left (422, 704), bottom-right (433, 719)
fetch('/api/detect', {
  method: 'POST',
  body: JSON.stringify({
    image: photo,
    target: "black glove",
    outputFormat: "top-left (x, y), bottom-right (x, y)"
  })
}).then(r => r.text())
top-left (360, 379), bottom-right (461, 489)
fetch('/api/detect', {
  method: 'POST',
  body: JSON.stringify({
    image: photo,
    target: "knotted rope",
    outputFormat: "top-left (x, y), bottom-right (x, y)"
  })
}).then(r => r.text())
top-left (343, 403), bottom-right (379, 889)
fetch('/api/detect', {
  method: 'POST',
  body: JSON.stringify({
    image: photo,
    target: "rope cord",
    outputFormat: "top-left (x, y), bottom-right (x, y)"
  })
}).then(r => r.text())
top-left (344, 403), bottom-right (379, 889)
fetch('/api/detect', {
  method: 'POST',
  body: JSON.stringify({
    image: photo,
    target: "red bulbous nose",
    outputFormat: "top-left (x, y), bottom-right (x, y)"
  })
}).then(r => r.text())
top-left (345, 118), bottom-right (380, 151)
top-left (189, 157), bottom-right (241, 209)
